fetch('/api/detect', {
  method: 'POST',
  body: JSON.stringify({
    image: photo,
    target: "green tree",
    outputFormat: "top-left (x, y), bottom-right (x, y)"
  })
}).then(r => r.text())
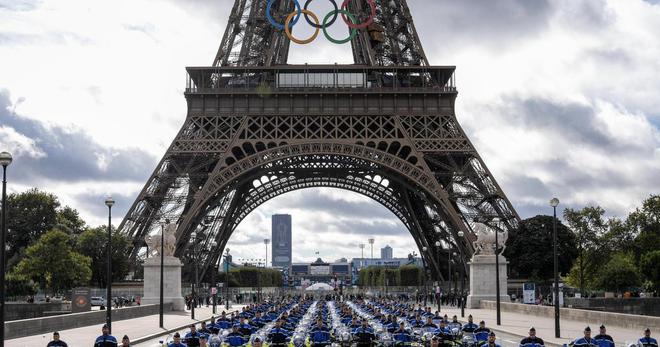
top-left (628, 195), bottom-right (660, 265)
top-left (564, 206), bottom-right (608, 294)
top-left (13, 230), bottom-right (92, 294)
top-left (593, 253), bottom-right (641, 293)
top-left (76, 226), bottom-right (131, 287)
top-left (5, 273), bottom-right (38, 298)
top-left (639, 250), bottom-right (660, 293)
top-left (504, 215), bottom-right (578, 280)
top-left (55, 206), bottom-right (87, 235)
top-left (6, 189), bottom-right (61, 267)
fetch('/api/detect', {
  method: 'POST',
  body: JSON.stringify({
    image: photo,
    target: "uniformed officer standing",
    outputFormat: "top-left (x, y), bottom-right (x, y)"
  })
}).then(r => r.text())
top-left (185, 324), bottom-right (201, 347)
top-left (519, 327), bottom-right (544, 347)
top-left (46, 331), bottom-right (68, 347)
top-left (94, 325), bottom-right (118, 347)
top-left (638, 328), bottom-right (657, 347)
top-left (594, 325), bottom-right (614, 347)
top-left (479, 332), bottom-right (502, 347)
top-left (463, 315), bottom-right (478, 333)
top-left (571, 327), bottom-right (597, 347)
top-left (168, 332), bottom-right (187, 347)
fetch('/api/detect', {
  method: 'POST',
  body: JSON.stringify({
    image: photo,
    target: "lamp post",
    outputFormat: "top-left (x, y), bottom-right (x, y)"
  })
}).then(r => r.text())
top-left (224, 248), bottom-right (231, 310)
top-left (550, 197), bottom-right (561, 338)
top-left (368, 238), bottom-right (374, 259)
top-left (0, 151), bottom-right (13, 347)
top-left (493, 218), bottom-right (501, 326)
top-left (457, 230), bottom-right (465, 317)
top-left (422, 246), bottom-right (428, 306)
top-left (104, 196), bottom-right (115, 333)
top-left (159, 220), bottom-right (169, 328)
top-left (190, 231), bottom-right (199, 319)
top-left (264, 238), bottom-right (270, 268)
top-left (211, 240), bottom-right (217, 314)
top-left (447, 240), bottom-right (452, 294)
top-left (434, 241), bottom-right (442, 312)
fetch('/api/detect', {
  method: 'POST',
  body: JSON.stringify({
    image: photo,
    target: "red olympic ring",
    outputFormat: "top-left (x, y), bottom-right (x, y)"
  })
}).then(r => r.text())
top-left (340, 0), bottom-right (376, 29)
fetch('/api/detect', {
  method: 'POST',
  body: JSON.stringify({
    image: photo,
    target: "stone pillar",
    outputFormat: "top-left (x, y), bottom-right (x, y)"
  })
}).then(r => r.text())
top-left (141, 256), bottom-right (186, 311)
top-left (466, 254), bottom-right (509, 309)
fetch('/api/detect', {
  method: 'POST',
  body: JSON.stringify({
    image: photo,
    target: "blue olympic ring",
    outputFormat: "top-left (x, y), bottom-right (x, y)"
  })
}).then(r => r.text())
top-left (267, 0), bottom-right (303, 31)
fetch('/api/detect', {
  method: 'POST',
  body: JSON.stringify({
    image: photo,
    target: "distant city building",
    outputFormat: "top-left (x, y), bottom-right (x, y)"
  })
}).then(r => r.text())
top-left (350, 256), bottom-right (422, 284)
top-left (272, 214), bottom-right (292, 267)
top-left (381, 245), bottom-right (393, 259)
top-left (289, 258), bottom-right (352, 287)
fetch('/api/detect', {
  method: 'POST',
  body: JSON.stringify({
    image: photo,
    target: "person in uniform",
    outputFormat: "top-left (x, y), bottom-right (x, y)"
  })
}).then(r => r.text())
top-left (199, 334), bottom-right (209, 347)
top-left (571, 327), bottom-right (597, 347)
top-left (393, 322), bottom-right (413, 344)
top-left (120, 335), bottom-right (131, 347)
top-left (479, 331), bottom-right (501, 347)
top-left (423, 316), bottom-right (438, 329)
top-left (463, 315), bottom-right (478, 333)
top-left (474, 321), bottom-right (491, 342)
top-left (184, 324), bottom-right (201, 347)
top-left (199, 321), bottom-right (212, 336)
top-left (252, 336), bottom-right (264, 347)
top-left (448, 316), bottom-right (462, 331)
top-left (46, 331), bottom-right (68, 347)
top-left (168, 332), bottom-right (187, 347)
top-left (519, 327), bottom-right (544, 347)
top-left (267, 319), bottom-right (289, 347)
top-left (594, 325), bottom-right (614, 347)
top-left (638, 328), bottom-right (657, 347)
top-left (353, 320), bottom-right (376, 347)
top-left (94, 324), bottom-right (118, 347)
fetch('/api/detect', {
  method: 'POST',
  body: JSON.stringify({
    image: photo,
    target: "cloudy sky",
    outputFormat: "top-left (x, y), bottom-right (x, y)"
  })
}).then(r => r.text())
top-left (1, 0), bottom-right (659, 263)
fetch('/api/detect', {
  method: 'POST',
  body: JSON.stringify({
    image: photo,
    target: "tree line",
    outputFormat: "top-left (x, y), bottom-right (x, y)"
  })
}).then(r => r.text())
top-left (358, 265), bottom-right (423, 287)
top-left (4, 188), bottom-right (131, 297)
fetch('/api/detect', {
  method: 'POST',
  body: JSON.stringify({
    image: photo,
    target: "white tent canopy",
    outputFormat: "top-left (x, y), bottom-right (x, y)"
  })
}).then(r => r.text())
top-left (305, 282), bottom-right (334, 291)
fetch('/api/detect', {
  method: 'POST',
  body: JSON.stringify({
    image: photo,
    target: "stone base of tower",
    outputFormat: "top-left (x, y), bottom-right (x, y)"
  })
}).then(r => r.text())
top-left (466, 254), bottom-right (509, 309)
top-left (141, 256), bottom-right (186, 311)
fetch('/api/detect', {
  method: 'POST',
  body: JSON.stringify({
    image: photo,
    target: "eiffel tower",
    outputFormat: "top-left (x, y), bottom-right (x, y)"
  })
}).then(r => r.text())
top-left (118, 0), bottom-right (520, 283)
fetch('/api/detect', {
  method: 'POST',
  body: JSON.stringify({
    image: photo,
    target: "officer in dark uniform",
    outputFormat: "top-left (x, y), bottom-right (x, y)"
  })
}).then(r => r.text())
top-left (519, 327), bottom-right (544, 347)
top-left (479, 332), bottom-right (501, 347)
top-left (571, 327), bottom-right (597, 347)
top-left (354, 320), bottom-right (376, 347)
top-left (393, 322), bottom-right (413, 344)
top-left (199, 321), bottom-right (212, 336)
top-left (463, 315), bottom-right (478, 333)
top-left (474, 321), bottom-right (491, 342)
top-left (185, 324), bottom-right (202, 347)
top-left (94, 324), bottom-right (118, 347)
top-left (267, 319), bottom-right (289, 347)
top-left (47, 331), bottom-right (68, 347)
top-left (638, 328), bottom-right (657, 347)
top-left (594, 325), bottom-right (614, 347)
top-left (168, 332), bottom-right (186, 347)
top-left (422, 316), bottom-right (438, 329)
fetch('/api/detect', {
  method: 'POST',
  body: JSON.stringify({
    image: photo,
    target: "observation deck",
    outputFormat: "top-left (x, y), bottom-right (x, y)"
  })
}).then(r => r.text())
top-left (185, 65), bottom-right (457, 116)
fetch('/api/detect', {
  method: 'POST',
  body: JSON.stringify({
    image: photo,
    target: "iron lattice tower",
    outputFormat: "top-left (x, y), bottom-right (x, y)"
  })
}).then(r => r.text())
top-left (118, 0), bottom-right (520, 283)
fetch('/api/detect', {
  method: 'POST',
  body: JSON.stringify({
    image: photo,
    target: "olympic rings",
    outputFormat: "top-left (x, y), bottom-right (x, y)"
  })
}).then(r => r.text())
top-left (267, 0), bottom-right (302, 31)
top-left (304, 0), bottom-right (338, 29)
top-left (267, 0), bottom-right (376, 44)
top-left (340, 0), bottom-right (376, 29)
top-left (323, 10), bottom-right (357, 45)
top-left (285, 9), bottom-right (320, 45)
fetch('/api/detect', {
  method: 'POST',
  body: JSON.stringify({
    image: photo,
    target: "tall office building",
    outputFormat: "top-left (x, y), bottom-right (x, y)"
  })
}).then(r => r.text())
top-left (381, 245), bottom-right (393, 259)
top-left (272, 214), bottom-right (292, 267)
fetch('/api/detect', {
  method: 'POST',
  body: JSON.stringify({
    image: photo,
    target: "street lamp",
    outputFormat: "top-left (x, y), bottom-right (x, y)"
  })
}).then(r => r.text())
top-left (422, 246), bottom-right (428, 306)
top-left (434, 241), bottom-right (442, 312)
top-left (368, 238), bottom-right (375, 259)
top-left (493, 218), bottom-right (502, 326)
top-left (457, 230), bottom-right (465, 318)
top-left (264, 238), bottom-right (270, 268)
top-left (190, 231), bottom-right (199, 320)
top-left (0, 151), bottom-right (13, 347)
top-left (224, 248), bottom-right (231, 310)
top-left (211, 240), bottom-right (217, 314)
top-left (159, 219), bottom-right (169, 328)
top-left (104, 196), bottom-right (115, 333)
top-left (550, 197), bottom-right (561, 338)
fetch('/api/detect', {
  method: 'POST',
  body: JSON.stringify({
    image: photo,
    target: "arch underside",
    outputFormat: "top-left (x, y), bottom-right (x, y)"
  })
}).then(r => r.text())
top-left (174, 144), bottom-right (484, 283)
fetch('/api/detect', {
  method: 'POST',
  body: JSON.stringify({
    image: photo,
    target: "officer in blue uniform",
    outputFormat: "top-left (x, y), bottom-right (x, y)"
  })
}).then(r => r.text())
top-left (47, 331), bottom-right (68, 347)
top-left (184, 324), bottom-right (202, 347)
top-left (479, 331), bottom-right (501, 347)
top-left (638, 328), bottom-right (657, 347)
top-left (463, 315), bottom-right (478, 333)
top-left (474, 321), bottom-right (491, 342)
top-left (353, 320), bottom-right (376, 347)
top-left (393, 322), bottom-right (413, 345)
top-left (571, 327), bottom-right (597, 347)
top-left (168, 332), bottom-right (187, 347)
top-left (267, 319), bottom-right (290, 347)
top-left (594, 325), bottom-right (614, 347)
top-left (310, 318), bottom-right (331, 347)
top-left (94, 324), bottom-right (118, 347)
top-left (520, 327), bottom-right (544, 347)
top-left (422, 316), bottom-right (438, 329)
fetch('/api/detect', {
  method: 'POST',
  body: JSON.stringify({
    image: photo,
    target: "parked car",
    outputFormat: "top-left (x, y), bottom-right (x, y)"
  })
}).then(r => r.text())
top-left (91, 297), bottom-right (105, 306)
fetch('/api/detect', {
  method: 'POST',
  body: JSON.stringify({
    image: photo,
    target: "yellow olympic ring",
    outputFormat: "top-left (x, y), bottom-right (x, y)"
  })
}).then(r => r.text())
top-left (285, 9), bottom-right (320, 45)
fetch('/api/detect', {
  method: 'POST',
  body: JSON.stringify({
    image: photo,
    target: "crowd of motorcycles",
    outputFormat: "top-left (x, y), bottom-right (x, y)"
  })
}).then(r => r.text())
top-left (157, 296), bottom-right (491, 347)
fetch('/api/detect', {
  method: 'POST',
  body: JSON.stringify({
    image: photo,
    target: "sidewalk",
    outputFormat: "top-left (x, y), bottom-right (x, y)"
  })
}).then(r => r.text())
top-left (441, 306), bottom-right (646, 346)
top-left (6, 305), bottom-right (242, 347)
